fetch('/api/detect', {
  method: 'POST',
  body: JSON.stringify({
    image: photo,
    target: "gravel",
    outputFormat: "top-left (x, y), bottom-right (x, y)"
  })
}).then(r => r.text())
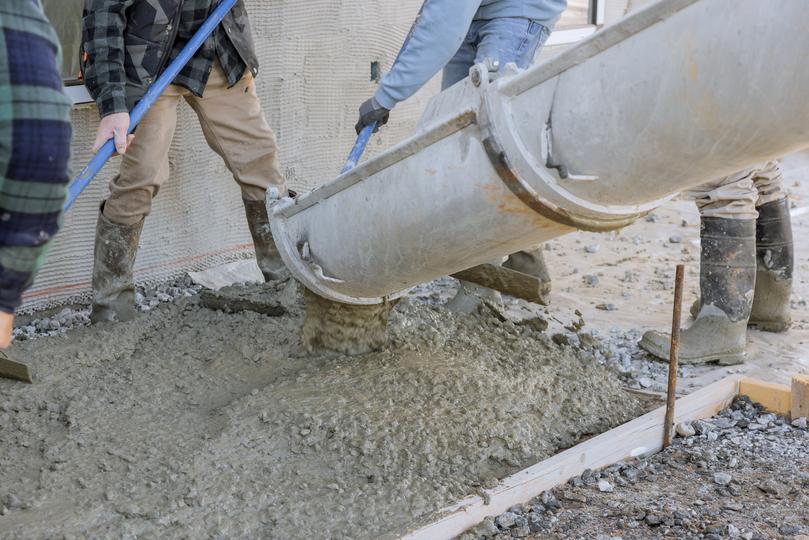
top-left (473, 396), bottom-right (809, 540)
top-left (13, 275), bottom-right (204, 342)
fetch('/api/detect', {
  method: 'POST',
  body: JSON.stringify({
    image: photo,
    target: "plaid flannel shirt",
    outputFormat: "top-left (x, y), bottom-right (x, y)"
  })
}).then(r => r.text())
top-left (0, 0), bottom-right (72, 313)
top-left (83, 0), bottom-right (250, 118)
top-left (170, 0), bottom-right (247, 98)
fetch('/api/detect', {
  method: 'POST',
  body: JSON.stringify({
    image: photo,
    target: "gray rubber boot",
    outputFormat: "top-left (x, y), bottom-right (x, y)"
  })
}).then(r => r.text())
top-left (503, 247), bottom-right (552, 298)
top-left (749, 198), bottom-right (793, 332)
top-left (446, 281), bottom-right (503, 314)
top-left (688, 199), bottom-right (793, 332)
top-left (640, 217), bottom-right (756, 365)
top-left (243, 199), bottom-right (289, 282)
top-left (91, 205), bottom-right (144, 324)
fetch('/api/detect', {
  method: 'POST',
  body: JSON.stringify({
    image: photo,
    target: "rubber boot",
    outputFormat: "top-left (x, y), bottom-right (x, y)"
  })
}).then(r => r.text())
top-left (749, 198), bottom-right (793, 332)
top-left (688, 199), bottom-right (793, 332)
top-left (503, 247), bottom-right (552, 298)
top-left (91, 205), bottom-right (144, 324)
top-left (446, 280), bottom-right (503, 314)
top-left (640, 217), bottom-right (756, 365)
top-left (243, 199), bottom-right (289, 281)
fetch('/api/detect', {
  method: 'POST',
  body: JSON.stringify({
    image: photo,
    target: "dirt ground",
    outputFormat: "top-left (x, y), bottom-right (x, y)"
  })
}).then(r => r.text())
top-left (0, 281), bottom-right (640, 539)
top-left (516, 151), bottom-right (809, 393)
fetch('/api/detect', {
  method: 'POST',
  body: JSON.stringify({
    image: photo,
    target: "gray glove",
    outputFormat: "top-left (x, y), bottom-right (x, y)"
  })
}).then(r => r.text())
top-left (355, 97), bottom-right (390, 135)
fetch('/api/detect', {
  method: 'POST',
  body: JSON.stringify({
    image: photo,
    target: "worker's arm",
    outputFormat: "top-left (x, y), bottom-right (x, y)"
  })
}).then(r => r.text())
top-left (83, 0), bottom-right (135, 154)
top-left (0, 1), bottom-right (73, 346)
top-left (355, 0), bottom-right (481, 133)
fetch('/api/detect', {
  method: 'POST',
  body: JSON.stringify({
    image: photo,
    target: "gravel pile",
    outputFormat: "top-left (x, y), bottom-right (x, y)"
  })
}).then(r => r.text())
top-left (13, 275), bottom-right (205, 342)
top-left (473, 396), bottom-right (809, 540)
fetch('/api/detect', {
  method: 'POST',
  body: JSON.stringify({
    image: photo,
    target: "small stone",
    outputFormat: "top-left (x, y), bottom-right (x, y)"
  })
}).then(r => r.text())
top-left (669, 235), bottom-right (682, 244)
top-left (645, 213), bottom-right (659, 222)
top-left (584, 244), bottom-right (600, 254)
top-left (707, 431), bottom-right (719, 442)
top-left (0, 506), bottom-right (7, 516)
top-left (727, 524), bottom-right (741, 538)
top-left (792, 417), bottom-right (807, 429)
top-left (714, 472), bottom-right (733, 486)
top-left (780, 524), bottom-right (802, 536)
top-left (511, 525), bottom-right (530, 538)
top-left (712, 417), bottom-right (736, 429)
top-left (676, 422), bottom-right (696, 437)
top-left (551, 333), bottom-right (570, 346)
top-left (741, 533), bottom-right (754, 540)
top-left (598, 480), bottom-right (614, 493)
top-left (495, 512), bottom-right (519, 529)
top-left (596, 303), bottom-right (617, 311)
top-left (562, 490), bottom-right (588, 503)
top-left (645, 513), bottom-right (662, 526)
top-left (638, 377), bottom-right (654, 389)
top-left (583, 274), bottom-right (599, 287)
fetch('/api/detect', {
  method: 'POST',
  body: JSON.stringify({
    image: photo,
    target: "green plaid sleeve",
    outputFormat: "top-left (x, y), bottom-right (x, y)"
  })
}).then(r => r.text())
top-left (0, 0), bottom-right (72, 313)
top-left (82, 0), bottom-right (133, 117)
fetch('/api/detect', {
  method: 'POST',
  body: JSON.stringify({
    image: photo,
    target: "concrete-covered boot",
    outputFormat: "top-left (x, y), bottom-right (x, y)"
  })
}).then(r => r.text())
top-left (91, 206), bottom-right (144, 324)
top-left (688, 199), bottom-right (793, 332)
top-left (503, 247), bottom-right (552, 298)
top-left (749, 198), bottom-right (793, 332)
top-left (640, 217), bottom-right (756, 365)
top-left (243, 199), bottom-right (289, 281)
top-left (446, 280), bottom-right (503, 314)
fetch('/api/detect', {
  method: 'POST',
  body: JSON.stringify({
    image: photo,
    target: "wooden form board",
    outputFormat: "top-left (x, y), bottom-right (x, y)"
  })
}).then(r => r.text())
top-left (402, 375), bottom-right (741, 540)
top-left (791, 375), bottom-right (809, 420)
top-left (739, 378), bottom-right (792, 416)
top-left (738, 375), bottom-right (809, 420)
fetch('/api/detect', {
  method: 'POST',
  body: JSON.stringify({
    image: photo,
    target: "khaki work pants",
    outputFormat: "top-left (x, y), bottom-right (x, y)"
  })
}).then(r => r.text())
top-left (689, 161), bottom-right (787, 220)
top-left (103, 60), bottom-right (285, 225)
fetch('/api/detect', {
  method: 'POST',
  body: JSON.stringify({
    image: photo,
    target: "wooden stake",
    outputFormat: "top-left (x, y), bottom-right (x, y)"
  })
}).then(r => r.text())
top-left (663, 264), bottom-right (685, 448)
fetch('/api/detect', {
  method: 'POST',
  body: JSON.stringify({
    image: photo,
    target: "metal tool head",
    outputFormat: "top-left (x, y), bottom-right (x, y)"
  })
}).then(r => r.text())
top-left (0, 350), bottom-right (33, 384)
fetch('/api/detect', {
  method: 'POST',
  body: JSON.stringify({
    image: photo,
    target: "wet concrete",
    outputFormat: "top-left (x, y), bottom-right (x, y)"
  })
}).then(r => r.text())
top-left (0, 284), bottom-right (641, 539)
top-left (301, 288), bottom-right (396, 355)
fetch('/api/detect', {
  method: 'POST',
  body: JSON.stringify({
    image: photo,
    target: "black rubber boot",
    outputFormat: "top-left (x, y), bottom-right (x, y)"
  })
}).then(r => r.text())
top-left (749, 198), bottom-right (793, 332)
top-left (689, 199), bottom-right (794, 332)
top-left (503, 247), bottom-right (552, 298)
top-left (640, 217), bottom-right (756, 365)
top-left (243, 199), bottom-right (289, 281)
top-left (91, 205), bottom-right (144, 324)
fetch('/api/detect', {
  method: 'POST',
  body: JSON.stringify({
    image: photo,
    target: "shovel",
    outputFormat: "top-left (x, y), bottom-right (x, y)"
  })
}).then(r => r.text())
top-left (0, 350), bottom-right (33, 383)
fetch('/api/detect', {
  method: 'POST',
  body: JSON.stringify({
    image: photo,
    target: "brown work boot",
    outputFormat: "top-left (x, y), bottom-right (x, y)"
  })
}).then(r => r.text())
top-left (749, 198), bottom-right (793, 332)
top-left (503, 247), bottom-right (552, 298)
top-left (688, 199), bottom-right (793, 332)
top-left (243, 199), bottom-right (289, 281)
top-left (640, 217), bottom-right (756, 365)
top-left (91, 205), bottom-right (144, 324)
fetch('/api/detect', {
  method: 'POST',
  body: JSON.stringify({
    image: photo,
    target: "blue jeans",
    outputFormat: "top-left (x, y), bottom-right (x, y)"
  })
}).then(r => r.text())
top-left (442, 18), bottom-right (551, 90)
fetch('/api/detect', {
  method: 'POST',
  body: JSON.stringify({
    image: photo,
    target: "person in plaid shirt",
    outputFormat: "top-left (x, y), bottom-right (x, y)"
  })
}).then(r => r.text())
top-left (82, 0), bottom-right (289, 323)
top-left (0, 0), bottom-right (72, 347)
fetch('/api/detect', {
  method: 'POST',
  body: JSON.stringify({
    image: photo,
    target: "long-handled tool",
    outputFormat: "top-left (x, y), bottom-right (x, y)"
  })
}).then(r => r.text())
top-left (341, 2), bottom-right (426, 173)
top-left (0, 350), bottom-right (33, 384)
top-left (64, 0), bottom-right (238, 211)
top-left (663, 264), bottom-right (685, 449)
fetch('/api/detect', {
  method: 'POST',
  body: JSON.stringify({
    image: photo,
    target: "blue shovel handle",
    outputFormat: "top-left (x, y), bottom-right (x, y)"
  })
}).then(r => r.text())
top-left (64, 0), bottom-right (239, 211)
top-left (341, 1), bottom-right (427, 173)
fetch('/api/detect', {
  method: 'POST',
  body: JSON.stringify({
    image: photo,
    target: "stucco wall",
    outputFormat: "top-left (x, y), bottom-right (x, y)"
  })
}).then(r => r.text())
top-left (25, 0), bottom-right (440, 310)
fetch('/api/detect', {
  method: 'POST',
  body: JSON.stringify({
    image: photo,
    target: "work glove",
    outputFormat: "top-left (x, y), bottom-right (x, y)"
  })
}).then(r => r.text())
top-left (355, 97), bottom-right (390, 135)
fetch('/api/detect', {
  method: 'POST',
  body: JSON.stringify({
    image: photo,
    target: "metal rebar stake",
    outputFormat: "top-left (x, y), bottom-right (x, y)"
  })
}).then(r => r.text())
top-left (663, 264), bottom-right (685, 449)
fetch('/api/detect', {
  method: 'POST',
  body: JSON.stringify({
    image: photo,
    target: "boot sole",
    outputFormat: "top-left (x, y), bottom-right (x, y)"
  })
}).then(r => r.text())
top-left (748, 319), bottom-right (792, 333)
top-left (638, 337), bottom-right (746, 365)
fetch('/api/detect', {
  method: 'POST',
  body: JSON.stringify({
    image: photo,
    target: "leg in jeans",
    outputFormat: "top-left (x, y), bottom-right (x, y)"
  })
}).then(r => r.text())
top-left (477, 18), bottom-right (553, 284)
top-left (443, 18), bottom-right (552, 310)
top-left (185, 60), bottom-right (289, 280)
